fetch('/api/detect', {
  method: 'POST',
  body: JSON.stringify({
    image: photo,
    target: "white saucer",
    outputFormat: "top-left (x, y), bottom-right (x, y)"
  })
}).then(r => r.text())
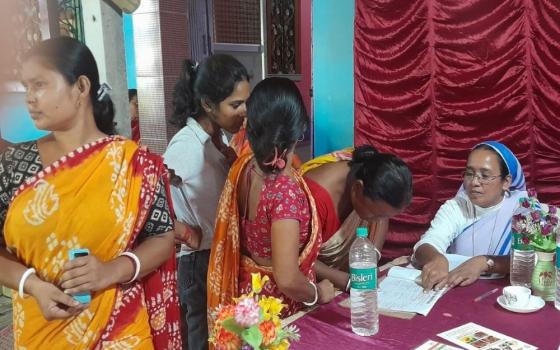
top-left (497, 295), bottom-right (545, 313)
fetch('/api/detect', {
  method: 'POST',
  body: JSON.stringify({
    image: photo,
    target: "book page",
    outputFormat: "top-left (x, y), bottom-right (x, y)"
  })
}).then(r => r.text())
top-left (378, 275), bottom-right (448, 316)
top-left (438, 323), bottom-right (537, 350)
top-left (378, 253), bottom-right (468, 316)
top-left (387, 266), bottom-right (422, 280)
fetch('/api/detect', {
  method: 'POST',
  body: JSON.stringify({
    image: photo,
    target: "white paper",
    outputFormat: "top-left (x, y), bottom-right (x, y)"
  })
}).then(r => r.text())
top-left (378, 276), bottom-right (448, 316)
top-left (378, 254), bottom-right (469, 316)
top-left (414, 340), bottom-right (462, 350)
top-left (437, 322), bottom-right (537, 350)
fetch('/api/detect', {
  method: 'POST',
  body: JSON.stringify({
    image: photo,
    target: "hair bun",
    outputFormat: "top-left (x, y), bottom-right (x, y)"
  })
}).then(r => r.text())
top-left (352, 145), bottom-right (378, 163)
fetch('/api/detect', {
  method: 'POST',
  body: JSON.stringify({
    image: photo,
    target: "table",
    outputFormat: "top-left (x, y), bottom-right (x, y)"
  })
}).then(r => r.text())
top-left (288, 278), bottom-right (560, 349)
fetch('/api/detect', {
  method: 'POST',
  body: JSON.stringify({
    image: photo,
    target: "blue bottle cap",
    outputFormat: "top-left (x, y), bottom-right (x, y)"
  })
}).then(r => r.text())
top-left (356, 227), bottom-right (368, 237)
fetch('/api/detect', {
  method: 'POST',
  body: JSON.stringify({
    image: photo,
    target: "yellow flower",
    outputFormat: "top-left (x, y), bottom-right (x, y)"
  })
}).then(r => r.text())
top-left (251, 273), bottom-right (270, 294)
top-left (269, 339), bottom-right (290, 350)
top-left (259, 296), bottom-right (285, 325)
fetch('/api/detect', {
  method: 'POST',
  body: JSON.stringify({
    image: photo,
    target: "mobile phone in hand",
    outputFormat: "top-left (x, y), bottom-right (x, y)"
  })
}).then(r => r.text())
top-left (67, 248), bottom-right (91, 304)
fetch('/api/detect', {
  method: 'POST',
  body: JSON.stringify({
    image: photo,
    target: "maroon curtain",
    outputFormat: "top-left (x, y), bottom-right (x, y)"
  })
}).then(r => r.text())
top-left (354, 0), bottom-right (560, 261)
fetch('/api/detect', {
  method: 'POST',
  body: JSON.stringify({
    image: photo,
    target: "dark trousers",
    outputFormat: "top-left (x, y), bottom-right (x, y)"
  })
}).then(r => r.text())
top-left (178, 250), bottom-right (210, 350)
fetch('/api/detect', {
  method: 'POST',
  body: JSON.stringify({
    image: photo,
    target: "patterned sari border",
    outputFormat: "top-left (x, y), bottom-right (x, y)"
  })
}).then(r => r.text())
top-left (11, 135), bottom-right (125, 201)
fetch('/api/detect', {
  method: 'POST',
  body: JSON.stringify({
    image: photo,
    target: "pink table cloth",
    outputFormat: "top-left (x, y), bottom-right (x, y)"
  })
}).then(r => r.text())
top-left (291, 278), bottom-right (559, 349)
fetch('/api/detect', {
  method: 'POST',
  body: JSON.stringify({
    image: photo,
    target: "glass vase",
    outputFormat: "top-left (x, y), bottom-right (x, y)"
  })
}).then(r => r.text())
top-left (531, 251), bottom-right (556, 301)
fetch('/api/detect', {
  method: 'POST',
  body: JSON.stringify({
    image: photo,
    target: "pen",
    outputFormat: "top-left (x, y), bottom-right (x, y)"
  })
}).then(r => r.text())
top-left (473, 287), bottom-right (499, 302)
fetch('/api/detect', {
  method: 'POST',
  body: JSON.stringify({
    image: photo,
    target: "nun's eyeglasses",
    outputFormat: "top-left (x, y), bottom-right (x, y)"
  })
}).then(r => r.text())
top-left (462, 171), bottom-right (500, 185)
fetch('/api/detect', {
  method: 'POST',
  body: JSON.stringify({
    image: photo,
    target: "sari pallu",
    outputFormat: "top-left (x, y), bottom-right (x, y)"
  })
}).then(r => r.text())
top-left (207, 153), bottom-right (321, 323)
top-left (4, 136), bottom-right (181, 350)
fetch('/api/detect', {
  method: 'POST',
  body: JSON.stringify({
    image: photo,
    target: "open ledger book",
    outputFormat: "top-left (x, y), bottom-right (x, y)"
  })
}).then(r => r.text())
top-left (378, 254), bottom-right (470, 316)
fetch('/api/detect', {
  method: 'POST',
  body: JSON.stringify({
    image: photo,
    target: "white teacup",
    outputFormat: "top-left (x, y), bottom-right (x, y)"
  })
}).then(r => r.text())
top-left (502, 286), bottom-right (531, 307)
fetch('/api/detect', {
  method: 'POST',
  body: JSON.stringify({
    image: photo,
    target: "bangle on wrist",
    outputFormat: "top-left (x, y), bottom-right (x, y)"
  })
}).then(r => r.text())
top-left (19, 268), bottom-right (36, 297)
top-left (374, 247), bottom-right (382, 261)
top-left (303, 281), bottom-right (318, 306)
top-left (345, 277), bottom-right (351, 292)
top-left (118, 252), bottom-right (141, 284)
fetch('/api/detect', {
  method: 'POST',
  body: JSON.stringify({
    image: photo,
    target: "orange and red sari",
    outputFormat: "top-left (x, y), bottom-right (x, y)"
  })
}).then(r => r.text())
top-left (3, 136), bottom-right (181, 349)
top-left (207, 153), bottom-right (321, 321)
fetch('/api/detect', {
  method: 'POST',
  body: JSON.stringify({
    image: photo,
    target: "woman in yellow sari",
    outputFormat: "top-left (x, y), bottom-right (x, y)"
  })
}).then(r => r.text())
top-left (0, 38), bottom-right (180, 349)
top-left (301, 146), bottom-right (413, 290)
top-left (208, 78), bottom-right (335, 323)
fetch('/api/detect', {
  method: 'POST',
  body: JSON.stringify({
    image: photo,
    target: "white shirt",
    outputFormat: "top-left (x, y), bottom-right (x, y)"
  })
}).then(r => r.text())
top-left (413, 195), bottom-right (505, 254)
top-left (163, 118), bottom-right (230, 256)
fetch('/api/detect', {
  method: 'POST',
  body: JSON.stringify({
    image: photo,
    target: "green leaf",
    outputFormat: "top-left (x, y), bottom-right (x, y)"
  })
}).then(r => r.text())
top-left (222, 318), bottom-right (244, 335)
top-left (241, 325), bottom-right (263, 350)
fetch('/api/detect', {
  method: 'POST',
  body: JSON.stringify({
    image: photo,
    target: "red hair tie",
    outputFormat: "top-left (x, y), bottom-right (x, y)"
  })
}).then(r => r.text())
top-left (263, 147), bottom-right (287, 170)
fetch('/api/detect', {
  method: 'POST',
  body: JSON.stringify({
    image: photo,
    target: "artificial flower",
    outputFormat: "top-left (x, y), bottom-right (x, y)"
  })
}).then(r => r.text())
top-left (259, 296), bottom-right (285, 325)
top-left (269, 339), bottom-right (290, 350)
top-left (251, 273), bottom-right (270, 294)
top-left (214, 328), bottom-right (242, 350)
top-left (234, 297), bottom-right (260, 327)
top-left (259, 320), bottom-right (277, 346)
top-left (512, 193), bottom-right (558, 253)
top-left (209, 273), bottom-right (299, 350)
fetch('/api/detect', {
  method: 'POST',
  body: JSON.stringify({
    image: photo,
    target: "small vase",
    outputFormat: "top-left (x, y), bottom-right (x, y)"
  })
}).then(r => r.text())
top-left (531, 251), bottom-right (556, 301)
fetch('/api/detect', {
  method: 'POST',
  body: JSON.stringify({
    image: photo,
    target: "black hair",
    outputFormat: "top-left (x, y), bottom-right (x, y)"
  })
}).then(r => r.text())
top-left (246, 77), bottom-right (309, 174)
top-left (471, 144), bottom-right (509, 179)
top-left (170, 54), bottom-right (249, 128)
top-left (128, 89), bottom-right (137, 101)
top-left (349, 145), bottom-right (413, 209)
top-left (24, 37), bottom-right (115, 135)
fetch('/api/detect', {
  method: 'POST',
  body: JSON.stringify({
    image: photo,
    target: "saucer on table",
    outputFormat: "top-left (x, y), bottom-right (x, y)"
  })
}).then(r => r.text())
top-left (497, 295), bottom-right (545, 313)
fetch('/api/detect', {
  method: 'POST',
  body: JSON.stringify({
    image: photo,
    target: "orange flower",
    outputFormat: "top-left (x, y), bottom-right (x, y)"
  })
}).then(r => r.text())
top-left (216, 305), bottom-right (236, 323)
top-left (259, 320), bottom-right (277, 346)
top-left (214, 328), bottom-right (242, 350)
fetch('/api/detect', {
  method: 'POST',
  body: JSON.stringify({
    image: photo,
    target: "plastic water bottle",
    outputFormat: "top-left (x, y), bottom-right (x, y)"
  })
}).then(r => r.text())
top-left (510, 248), bottom-right (535, 288)
top-left (555, 232), bottom-right (560, 311)
top-left (349, 227), bottom-right (378, 336)
top-left (510, 203), bottom-right (535, 288)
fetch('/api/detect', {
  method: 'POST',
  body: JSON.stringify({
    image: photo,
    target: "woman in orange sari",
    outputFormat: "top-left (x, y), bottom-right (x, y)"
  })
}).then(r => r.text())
top-left (0, 38), bottom-right (180, 349)
top-left (208, 78), bottom-right (335, 321)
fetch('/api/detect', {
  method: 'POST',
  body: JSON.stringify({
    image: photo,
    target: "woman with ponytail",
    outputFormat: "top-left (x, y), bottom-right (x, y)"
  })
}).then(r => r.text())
top-left (0, 37), bottom-right (181, 349)
top-left (163, 54), bottom-right (250, 350)
top-left (208, 78), bottom-right (336, 323)
top-left (300, 145), bottom-right (413, 290)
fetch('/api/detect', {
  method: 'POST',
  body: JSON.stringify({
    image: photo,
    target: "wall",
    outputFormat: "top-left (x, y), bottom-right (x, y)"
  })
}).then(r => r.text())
top-left (82, 0), bottom-right (130, 136)
top-left (123, 13), bottom-right (137, 89)
top-left (295, 0), bottom-right (312, 116)
top-left (132, 0), bottom-right (188, 154)
top-left (312, 0), bottom-right (354, 156)
top-left (0, 92), bottom-right (47, 142)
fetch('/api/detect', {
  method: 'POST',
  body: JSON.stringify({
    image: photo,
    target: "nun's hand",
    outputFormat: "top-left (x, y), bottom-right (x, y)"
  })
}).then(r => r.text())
top-left (420, 254), bottom-right (449, 291)
top-left (446, 256), bottom-right (487, 288)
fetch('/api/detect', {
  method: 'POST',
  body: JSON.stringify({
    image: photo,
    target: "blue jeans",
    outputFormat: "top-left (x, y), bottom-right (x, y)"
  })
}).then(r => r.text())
top-left (178, 250), bottom-right (210, 350)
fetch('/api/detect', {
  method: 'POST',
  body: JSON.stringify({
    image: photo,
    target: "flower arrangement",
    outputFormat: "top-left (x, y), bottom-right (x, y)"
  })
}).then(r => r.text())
top-left (512, 189), bottom-right (558, 252)
top-left (209, 274), bottom-right (300, 350)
